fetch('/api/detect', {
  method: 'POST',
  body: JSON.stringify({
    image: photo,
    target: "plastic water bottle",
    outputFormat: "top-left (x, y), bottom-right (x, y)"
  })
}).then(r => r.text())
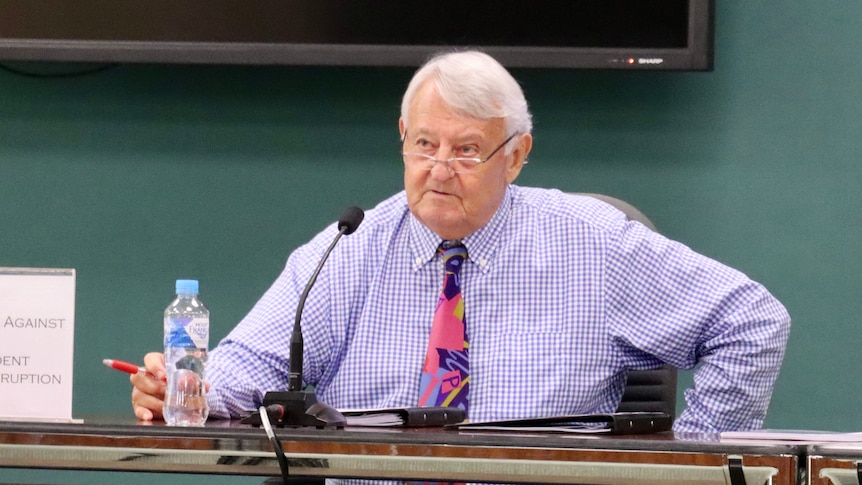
top-left (163, 279), bottom-right (210, 426)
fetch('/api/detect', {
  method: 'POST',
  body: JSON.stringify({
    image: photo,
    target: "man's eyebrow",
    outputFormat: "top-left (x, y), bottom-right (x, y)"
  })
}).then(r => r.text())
top-left (406, 128), bottom-right (489, 146)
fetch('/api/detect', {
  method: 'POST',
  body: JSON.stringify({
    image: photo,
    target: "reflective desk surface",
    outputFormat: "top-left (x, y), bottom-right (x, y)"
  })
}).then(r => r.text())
top-left (0, 418), bottom-right (804, 485)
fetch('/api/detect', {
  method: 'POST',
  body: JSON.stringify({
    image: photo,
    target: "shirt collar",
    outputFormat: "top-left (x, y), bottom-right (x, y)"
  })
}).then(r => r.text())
top-left (409, 186), bottom-right (513, 274)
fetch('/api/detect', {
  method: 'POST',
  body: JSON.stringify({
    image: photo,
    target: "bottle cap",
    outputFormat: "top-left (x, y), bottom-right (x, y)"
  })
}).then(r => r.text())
top-left (175, 279), bottom-right (199, 295)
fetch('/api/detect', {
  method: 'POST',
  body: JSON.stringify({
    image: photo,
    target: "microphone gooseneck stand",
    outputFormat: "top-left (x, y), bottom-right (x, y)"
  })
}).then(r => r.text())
top-left (243, 207), bottom-right (364, 429)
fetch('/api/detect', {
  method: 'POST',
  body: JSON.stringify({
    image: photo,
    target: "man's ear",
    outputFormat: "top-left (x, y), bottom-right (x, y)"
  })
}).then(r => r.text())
top-left (506, 133), bottom-right (533, 183)
top-left (398, 118), bottom-right (406, 142)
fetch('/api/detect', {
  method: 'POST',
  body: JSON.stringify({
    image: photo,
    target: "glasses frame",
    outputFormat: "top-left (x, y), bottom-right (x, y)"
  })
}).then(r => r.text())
top-left (401, 132), bottom-right (520, 174)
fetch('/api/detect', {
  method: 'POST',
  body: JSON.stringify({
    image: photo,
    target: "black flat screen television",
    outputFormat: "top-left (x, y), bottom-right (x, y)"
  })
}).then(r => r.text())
top-left (0, 0), bottom-right (714, 70)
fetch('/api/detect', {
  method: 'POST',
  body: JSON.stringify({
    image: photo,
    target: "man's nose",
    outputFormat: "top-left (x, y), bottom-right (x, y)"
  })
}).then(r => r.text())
top-left (429, 144), bottom-right (456, 178)
top-left (429, 157), bottom-right (455, 179)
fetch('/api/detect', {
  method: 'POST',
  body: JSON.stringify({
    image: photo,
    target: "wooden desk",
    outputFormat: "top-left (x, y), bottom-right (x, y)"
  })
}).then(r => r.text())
top-left (808, 443), bottom-right (862, 485)
top-left (0, 420), bottom-right (803, 484)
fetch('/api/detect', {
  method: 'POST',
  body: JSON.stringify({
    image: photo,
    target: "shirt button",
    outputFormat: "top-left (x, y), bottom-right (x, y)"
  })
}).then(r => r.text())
top-left (478, 258), bottom-right (488, 267)
top-left (415, 257), bottom-right (424, 265)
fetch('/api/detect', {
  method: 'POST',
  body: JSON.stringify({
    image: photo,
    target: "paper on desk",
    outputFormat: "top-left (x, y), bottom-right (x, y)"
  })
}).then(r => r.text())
top-left (720, 429), bottom-right (862, 443)
top-left (456, 423), bottom-right (611, 433)
top-left (339, 406), bottom-right (466, 427)
top-left (340, 408), bottom-right (404, 426)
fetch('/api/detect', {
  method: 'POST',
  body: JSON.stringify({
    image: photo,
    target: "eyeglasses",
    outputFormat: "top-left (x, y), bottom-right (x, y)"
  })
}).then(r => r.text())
top-left (402, 132), bottom-right (519, 174)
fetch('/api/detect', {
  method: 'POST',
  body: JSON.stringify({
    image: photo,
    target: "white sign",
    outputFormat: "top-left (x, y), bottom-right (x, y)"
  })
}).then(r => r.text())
top-left (0, 267), bottom-right (76, 422)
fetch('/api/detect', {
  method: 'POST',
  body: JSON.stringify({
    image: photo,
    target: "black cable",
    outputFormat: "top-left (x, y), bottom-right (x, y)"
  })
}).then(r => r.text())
top-left (727, 456), bottom-right (747, 485)
top-left (260, 405), bottom-right (290, 485)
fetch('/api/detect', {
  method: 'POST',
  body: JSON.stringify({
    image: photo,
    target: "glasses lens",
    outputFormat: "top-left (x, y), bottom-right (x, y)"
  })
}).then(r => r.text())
top-left (403, 152), bottom-right (433, 170)
top-left (402, 153), bottom-right (481, 173)
top-left (448, 158), bottom-right (480, 173)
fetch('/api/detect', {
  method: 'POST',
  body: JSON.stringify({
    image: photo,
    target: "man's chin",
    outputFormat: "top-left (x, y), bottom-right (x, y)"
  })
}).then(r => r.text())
top-left (424, 218), bottom-right (472, 240)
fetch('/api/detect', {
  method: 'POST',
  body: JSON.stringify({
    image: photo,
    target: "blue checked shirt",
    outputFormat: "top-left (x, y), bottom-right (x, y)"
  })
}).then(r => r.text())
top-left (206, 185), bottom-right (790, 433)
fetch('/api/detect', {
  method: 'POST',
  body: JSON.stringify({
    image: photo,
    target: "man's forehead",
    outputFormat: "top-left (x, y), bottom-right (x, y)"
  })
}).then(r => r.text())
top-left (407, 110), bottom-right (506, 140)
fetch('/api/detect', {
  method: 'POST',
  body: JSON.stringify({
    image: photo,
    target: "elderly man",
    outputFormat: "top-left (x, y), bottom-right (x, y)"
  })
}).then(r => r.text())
top-left (132, 50), bottom-right (790, 433)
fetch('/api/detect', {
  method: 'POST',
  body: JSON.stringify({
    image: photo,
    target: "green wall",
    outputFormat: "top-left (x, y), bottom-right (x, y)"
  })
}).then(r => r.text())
top-left (2, 2), bottom-right (861, 431)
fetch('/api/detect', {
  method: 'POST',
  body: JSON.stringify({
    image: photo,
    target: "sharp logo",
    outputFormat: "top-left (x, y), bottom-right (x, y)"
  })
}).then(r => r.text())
top-left (638, 58), bottom-right (664, 65)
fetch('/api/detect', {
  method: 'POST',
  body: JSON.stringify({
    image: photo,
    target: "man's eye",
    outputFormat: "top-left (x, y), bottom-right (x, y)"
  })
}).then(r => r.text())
top-left (459, 146), bottom-right (480, 157)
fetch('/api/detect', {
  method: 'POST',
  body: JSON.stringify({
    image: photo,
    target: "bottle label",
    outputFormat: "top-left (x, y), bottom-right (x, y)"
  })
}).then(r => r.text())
top-left (164, 317), bottom-right (209, 349)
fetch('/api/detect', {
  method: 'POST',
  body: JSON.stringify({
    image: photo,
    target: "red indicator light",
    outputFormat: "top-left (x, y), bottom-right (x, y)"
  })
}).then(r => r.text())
top-left (627, 58), bottom-right (635, 65)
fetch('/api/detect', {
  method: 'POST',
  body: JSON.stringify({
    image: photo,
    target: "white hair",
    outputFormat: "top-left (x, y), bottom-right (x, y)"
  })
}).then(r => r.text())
top-left (400, 50), bottom-right (533, 154)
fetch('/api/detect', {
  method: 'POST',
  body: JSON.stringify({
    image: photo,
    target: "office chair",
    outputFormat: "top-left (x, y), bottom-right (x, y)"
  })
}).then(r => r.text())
top-left (575, 193), bottom-right (678, 419)
top-left (576, 192), bottom-right (657, 232)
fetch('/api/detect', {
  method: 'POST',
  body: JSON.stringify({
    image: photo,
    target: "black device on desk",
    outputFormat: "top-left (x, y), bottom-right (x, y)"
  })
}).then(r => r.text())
top-left (240, 396), bottom-right (346, 428)
top-left (454, 412), bottom-right (673, 434)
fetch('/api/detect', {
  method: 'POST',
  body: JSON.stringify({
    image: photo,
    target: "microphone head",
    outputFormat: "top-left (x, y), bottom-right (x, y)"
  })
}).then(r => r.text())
top-left (338, 206), bottom-right (365, 235)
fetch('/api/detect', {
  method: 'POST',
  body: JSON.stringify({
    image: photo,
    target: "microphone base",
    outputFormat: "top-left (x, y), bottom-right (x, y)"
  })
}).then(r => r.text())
top-left (242, 391), bottom-right (347, 428)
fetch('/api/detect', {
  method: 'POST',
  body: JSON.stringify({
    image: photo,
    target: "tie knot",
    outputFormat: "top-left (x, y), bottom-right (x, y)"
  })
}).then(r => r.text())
top-left (439, 241), bottom-right (467, 274)
top-left (440, 239), bottom-right (463, 250)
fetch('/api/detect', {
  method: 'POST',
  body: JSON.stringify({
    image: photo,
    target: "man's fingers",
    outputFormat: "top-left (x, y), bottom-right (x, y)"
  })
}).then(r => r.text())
top-left (130, 371), bottom-right (165, 396)
top-left (131, 386), bottom-right (164, 421)
top-left (143, 352), bottom-right (167, 381)
top-left (134, 404), bottom-right (154, 422)
top-left (131, 356), bottom-right (166, 422)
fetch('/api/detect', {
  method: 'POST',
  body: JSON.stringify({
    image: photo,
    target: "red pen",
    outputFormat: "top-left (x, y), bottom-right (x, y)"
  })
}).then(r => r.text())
top-left (103, 358), bottom-right (165, 381)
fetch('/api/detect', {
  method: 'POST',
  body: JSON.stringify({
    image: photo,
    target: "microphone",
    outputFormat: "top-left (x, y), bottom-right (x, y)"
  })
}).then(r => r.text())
top-left (287, 206), bottom-right (363, 392)
top-left (242, 206), bottom-right (364, 428)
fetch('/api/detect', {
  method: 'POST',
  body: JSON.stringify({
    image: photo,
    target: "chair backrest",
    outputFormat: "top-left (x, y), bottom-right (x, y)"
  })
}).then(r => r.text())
top-left (575, 193), bottom-right (677, 419)
top-left (576, 192), bottom-right (657, 232)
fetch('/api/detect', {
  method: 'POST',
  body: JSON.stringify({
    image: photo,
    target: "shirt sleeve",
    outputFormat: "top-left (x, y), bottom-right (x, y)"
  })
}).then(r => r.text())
top-left (605, 220), bottom-right (791, 433)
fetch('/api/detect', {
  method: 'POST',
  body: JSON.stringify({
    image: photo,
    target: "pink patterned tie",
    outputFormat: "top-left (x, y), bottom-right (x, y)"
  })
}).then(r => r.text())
top-left (418, 241), bottom-right (469, 415)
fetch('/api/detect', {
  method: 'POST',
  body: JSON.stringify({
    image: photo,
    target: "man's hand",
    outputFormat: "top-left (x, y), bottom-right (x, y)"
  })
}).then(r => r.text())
top-left (130, 352), bottom-right (167, 421)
